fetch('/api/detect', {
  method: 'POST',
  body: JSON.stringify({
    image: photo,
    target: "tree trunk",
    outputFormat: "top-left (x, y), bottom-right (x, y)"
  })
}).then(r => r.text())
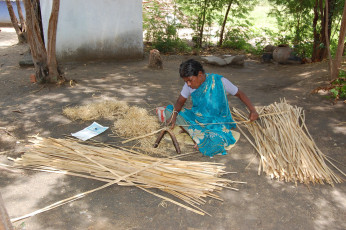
top-left (32, 0), bottom-right (45, 46)
top-left (218, 0), bottom-right (234, 47)
top-left (16, 0), bottom-right (26, 32)
top-left (331, 0), bottom-right (346, 80)
top-left (312, 0), bottom-right (320, 61)
top-left (194, 0), bottom-right (202, 46)
top-left (24, 0), bottom-right (63, 84)
top-left (312, 0), bottom-right (327, 61)
top-left (198, 0), bottom-right (208, 48)
top-left (325, 0), bottom-right (333, 79)
top-left (318, 0), bottom-right (327, 60)
top-left (24, 0), bottom-right (48, 83)
top-left (327, 0), bottom-right (335, 38)
top-left (312, 0), bottom-right (336, 62)
top-left (5, 0), bottom-right (25, 43)
top-left (294, 12), bottom-right (301, 46)
top-left (46, 0), bottom-right (61, 83)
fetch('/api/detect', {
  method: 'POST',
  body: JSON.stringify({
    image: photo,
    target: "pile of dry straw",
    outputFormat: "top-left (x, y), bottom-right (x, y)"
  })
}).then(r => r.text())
top-left (62, 100), bottom-right (130, 121)
top-left (13, 137), bottom-right (241, 216)
top-left (232, 99), bottom-right (344, 186)
top-left (63, 100), bottom-right (186, 154)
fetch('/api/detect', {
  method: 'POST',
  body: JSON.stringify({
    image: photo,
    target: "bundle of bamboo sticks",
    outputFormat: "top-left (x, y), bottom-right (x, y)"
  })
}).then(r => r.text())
top-left (13, 137), bottom-right (241, 216)
top-left (232, 99), bottom-right (343, 186)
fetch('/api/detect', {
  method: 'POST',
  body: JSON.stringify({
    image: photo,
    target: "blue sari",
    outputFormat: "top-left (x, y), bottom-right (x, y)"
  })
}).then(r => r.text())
top-left (166, 73), bottom-right (236, 156)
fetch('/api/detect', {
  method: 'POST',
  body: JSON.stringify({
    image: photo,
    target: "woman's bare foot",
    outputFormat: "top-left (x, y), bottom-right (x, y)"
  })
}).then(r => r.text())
top-left (193, 143), bottom-right (199, 150)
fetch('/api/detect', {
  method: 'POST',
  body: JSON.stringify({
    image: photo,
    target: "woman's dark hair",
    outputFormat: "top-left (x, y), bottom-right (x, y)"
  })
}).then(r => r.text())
top-left (179, 59), bottom-right (205, 78)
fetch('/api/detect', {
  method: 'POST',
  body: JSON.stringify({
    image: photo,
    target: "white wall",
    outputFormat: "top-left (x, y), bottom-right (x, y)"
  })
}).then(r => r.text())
top-left (40, 0), bottom-right (143, 61)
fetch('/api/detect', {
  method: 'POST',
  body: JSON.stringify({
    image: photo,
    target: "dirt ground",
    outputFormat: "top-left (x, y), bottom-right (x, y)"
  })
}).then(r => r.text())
top-left (0, 27), bottom-right (345, 230)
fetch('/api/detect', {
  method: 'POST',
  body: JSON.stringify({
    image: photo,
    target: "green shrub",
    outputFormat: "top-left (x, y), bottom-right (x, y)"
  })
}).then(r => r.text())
top-left (330, 71), bottom-right (346, 100)
top-left (152, 24), bottom-right (191, 53)
top-left (153, 37), bottom-right (191, 53)
top-left (221, 28), bottom-right (264, 55)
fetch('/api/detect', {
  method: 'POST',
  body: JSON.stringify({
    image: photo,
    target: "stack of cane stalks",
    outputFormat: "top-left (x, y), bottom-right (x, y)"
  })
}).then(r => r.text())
top-left (13, 137), bottom-right (241, 215)
top-left (233, 99), bottom-right (343, 186)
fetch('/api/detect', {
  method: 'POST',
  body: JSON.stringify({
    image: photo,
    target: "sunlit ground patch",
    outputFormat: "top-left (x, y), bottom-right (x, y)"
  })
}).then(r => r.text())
top-left (0, 27), bottom-right (17, 47)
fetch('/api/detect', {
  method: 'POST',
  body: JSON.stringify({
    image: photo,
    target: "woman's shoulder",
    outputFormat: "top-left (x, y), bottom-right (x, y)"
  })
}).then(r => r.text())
top-left (207, 73), bottom-right (224, 80)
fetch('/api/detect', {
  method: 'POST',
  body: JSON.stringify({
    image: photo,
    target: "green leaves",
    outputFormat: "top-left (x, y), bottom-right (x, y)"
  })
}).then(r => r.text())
top-left (330, 88), bottom-right (339, 98)
top-left (329, 71), bottom-right (346, 100)
top-left (142, 0), bottom-right (345, 58)
top-left (267, 0), bottom-right (345, 57)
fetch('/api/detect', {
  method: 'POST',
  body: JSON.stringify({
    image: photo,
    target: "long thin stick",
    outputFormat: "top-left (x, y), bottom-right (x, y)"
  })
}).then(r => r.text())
top-left (123, 111), bottom-right (291, 143)
top-left (11, 180), bottom-right (116, 223)
top-left (122, 128), bottom-right (165, 144)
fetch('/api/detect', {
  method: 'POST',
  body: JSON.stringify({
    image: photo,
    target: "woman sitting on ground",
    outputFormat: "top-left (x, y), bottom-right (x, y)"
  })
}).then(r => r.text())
top-left (165, 59), bottom-right (259, 157)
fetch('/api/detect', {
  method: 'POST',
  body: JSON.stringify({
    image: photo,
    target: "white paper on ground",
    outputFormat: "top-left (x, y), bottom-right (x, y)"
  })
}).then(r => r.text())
top-left (71, 122), bottom-right (109, 141)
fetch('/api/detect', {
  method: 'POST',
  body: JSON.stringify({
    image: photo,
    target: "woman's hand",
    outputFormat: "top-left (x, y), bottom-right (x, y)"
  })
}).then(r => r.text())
top-left (168, 95), bottom-right (187, 129)
top-left (249, 110), bottom-right (259, 121)
top-left (167, 112), bottom-right (178, 129)
top-left (235, 90), bottom-right (259, 122)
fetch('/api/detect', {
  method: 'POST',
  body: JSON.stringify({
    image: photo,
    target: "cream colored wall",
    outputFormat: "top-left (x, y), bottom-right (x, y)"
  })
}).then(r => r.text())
top-left (40, 0), bottom-right (143, 61)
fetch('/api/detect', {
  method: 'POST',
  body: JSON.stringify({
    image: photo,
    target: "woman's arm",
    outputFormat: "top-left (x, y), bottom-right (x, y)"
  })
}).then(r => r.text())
top-left (167, 95), bottom-right (187, 129)
top-left (235, 89), bottom-right (259, 121)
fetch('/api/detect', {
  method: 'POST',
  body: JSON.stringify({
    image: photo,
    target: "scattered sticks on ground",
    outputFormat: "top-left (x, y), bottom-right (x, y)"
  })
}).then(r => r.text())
top-left (0, 128), bottom-right (16, 138)
top-left (12, 137), bottom-right (242, 220)
top-left (0, 164), bottom-right (21, 174)
top-left (232, 99), bottom-right (344, 186)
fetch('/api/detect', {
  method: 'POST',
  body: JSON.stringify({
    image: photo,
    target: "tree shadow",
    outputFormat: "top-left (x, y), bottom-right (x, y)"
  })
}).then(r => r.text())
top-left (0, 40), bottom-right (345, 229)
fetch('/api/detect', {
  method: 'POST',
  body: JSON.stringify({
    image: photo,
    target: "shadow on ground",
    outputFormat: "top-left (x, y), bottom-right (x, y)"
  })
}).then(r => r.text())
top-left (0, 29), bottom-right (345, 230)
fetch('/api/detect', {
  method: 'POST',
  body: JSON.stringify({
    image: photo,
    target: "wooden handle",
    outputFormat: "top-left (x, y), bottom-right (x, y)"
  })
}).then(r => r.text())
top-left (166, 129), bottom-right (181, 154)
top-left (153, 130), bottom-right (167, 148)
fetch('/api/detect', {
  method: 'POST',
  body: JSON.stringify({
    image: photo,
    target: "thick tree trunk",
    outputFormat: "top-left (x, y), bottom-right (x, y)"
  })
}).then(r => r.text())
top-left (312, 0), bottom-right (327, 61)
top-left (46, 0), bottom-right (60, 83)
top-left (312, 0), bottom-right (336, 62)
top-left (24, 0), bottom-right (48, 83)
top-left (24, 0), bottom-right (63, 84)
top-left (331, 0), bottom-right (346, 80)
top-left (5, 0), bottom-right (25, 43)
top-left (218, 0), bottom-right (233, 47)
top-left (16, 0), bottom-right (26, 32)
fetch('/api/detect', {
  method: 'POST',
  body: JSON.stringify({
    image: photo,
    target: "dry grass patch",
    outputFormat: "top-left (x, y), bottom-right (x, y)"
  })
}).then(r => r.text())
top-left (63, 100), bottom-right (191, 155)
top-left (63, 100), bottom-right (129, 121)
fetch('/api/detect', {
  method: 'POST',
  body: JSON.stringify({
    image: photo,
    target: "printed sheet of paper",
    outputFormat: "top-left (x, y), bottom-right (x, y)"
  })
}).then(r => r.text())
top-left (71, 122), bottom-right (108, 141)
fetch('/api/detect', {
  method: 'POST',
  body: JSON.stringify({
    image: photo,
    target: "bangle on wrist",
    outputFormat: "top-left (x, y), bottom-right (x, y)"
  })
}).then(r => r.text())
top-left (173, 110), bottom-right (179, 114)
